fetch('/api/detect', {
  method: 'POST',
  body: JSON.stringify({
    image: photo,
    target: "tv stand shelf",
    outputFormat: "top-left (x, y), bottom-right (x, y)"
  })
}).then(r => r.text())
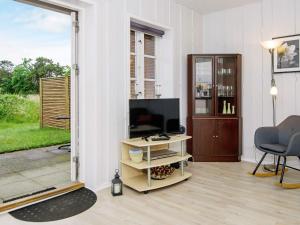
top-left (121, 154), bottom-right (192, 169)
top-left (121, 135), bottom-right (192, 193)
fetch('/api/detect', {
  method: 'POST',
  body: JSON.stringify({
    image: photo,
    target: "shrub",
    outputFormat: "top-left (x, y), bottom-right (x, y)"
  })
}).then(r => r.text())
top-left (0, 94), bottom-right (39, 123)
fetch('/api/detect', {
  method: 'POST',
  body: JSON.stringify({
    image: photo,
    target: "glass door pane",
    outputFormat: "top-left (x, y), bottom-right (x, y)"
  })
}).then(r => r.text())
top-left (215, 56), bottom-right (237, 116)
top-left (194, 57), bottom-right (213, 115)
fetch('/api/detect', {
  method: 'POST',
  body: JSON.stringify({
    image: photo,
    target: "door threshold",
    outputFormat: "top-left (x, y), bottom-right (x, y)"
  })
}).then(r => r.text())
top-left (0, 182), bottom-right (84, 213)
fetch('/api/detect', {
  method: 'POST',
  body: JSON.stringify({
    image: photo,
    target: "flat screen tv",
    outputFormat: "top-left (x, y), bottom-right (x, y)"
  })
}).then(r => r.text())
top-left (129, 98), bottom-right (180, 138)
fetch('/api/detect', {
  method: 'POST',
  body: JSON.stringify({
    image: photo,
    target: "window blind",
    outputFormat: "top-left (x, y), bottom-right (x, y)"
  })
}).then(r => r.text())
top-left (130, 21), bottom-right (165, 37)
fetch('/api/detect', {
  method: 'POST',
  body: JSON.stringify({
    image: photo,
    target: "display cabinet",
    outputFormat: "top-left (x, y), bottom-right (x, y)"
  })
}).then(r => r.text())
top-left (187, 54), bottom-right (242, 162)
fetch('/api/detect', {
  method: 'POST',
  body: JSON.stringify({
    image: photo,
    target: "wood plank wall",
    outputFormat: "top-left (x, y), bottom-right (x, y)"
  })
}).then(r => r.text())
top-left (40, 77), bottom-right (70, 130)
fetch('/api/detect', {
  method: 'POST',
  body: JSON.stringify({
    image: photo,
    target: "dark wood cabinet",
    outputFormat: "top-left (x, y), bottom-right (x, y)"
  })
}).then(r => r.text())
top-left (187, 54), bottom-right (242, 162)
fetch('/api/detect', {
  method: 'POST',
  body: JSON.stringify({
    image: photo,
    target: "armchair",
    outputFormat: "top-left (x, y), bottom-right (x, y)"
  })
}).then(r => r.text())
top-left (252, 115), bottom-right (300, 183)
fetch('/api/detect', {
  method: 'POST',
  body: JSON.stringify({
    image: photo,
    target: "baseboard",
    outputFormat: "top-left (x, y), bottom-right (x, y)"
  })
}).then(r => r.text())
top-left (94, 182), bottom-right (111, 193)
top-left (241, 157), bottom-right (256, 164)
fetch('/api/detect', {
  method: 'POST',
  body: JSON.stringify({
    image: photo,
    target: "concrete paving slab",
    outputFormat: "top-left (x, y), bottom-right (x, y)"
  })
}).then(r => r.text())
top-left (0, 173), bottom-right (26, 186)
top-left (19, 165), bottom-right (66, 179)
top-left (32, 171), bottom-right (71, 187)
top-left (0, 180), bottom-right (45, 200)
top-left (0, 145), bottom-right (71, 201)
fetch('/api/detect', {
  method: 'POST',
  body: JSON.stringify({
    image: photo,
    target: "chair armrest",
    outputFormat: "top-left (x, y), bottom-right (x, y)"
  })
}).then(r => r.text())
top-left (286, 132), bottom-right (300, 156)
top-left (254, 127), bottom-right (278, 148)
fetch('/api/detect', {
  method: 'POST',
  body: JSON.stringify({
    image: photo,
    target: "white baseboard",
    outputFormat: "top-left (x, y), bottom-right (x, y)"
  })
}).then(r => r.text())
top-left (241, 157), bottom-right (256, 164)
top-left (93, 182), bottom-right (111, 193)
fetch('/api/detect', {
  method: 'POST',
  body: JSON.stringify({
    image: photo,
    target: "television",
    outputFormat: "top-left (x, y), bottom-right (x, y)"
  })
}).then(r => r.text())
top-left (129, 98), bottom-right (180, 138)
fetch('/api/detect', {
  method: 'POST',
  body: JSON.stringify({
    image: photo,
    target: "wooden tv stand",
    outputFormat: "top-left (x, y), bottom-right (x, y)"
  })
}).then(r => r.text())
top-left (120, 135), bottom-right (192, 193)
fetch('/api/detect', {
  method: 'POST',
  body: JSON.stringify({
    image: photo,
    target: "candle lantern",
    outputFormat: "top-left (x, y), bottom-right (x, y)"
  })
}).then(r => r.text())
top-left (111, 169), bottom-right (122, 196)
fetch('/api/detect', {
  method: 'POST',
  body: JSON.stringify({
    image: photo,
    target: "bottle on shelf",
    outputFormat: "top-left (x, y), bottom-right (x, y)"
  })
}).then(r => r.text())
top-left (232, 105), bottom-right (235, 115)
top-left (227, 102), bottom-right (231, 114)
top-left (222, 100), bottom-right (227, 114)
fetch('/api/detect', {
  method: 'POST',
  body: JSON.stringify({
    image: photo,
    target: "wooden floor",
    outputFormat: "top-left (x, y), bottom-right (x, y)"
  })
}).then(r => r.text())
top-left (0, 162), bottom-right (300, 225)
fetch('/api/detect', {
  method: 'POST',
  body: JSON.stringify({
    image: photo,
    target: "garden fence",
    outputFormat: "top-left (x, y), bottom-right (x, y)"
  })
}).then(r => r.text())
top-left (40, 76), bottom-right (70, 130)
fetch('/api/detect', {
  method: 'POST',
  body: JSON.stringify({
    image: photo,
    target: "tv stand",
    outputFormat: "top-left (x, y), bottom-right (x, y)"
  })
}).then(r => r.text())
top-left (121, 135), bottom-right (192, 193)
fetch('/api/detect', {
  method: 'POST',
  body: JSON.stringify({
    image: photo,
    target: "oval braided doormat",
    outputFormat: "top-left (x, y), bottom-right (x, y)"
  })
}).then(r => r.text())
top-left (10, 187), bottom-right (97, 222)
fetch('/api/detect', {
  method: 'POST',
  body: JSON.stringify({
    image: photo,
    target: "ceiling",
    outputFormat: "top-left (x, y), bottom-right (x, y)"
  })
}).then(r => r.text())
top-left (175, 0), bottom-right (261, 14)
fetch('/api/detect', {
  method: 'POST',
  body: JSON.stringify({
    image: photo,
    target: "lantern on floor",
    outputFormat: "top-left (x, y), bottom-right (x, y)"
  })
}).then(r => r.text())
top-left (111, 169), bottom-right (122, 196)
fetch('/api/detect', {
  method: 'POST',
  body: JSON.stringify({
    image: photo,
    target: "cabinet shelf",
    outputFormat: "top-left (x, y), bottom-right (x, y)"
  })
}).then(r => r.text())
top-left (122, 135), bottom-right (191, 147)
top-left (123, 170), bottom-right (192, 192)
top-left (121, 154), bottom-right (192, 170)
top-left (195, 97), bottom-right (212, 100)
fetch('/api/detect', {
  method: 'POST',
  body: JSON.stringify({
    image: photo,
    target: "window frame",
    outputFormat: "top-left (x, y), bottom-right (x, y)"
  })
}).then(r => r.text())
top-left (130, 29), bottom-right (157, 99)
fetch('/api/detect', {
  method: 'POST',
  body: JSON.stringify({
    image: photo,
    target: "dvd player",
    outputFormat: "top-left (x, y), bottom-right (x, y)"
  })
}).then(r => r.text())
top-left (143, 149), bottom-right (178, 160)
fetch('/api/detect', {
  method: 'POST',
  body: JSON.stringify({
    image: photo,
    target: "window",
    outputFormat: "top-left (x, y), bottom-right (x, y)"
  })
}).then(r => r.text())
top-left (130, 30), bottom-right (157, 99)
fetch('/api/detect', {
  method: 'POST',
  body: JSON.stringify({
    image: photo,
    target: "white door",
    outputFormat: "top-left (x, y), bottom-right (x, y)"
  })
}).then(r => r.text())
top-left (70, 11), bottom-right (80, 181)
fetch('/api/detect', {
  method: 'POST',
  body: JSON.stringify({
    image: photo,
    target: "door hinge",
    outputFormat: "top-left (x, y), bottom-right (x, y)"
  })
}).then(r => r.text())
top-left (72, 64), bottom-right (79, 76)
top-left (73, 20), bottom-right (79, 33)
top-left (73, 155), bottom-right (80, 180)
top-left (73, 156), bottom-right (79, 164)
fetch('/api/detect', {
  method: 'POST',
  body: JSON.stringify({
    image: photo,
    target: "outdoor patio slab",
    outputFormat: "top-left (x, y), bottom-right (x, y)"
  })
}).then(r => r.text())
top-left (0, 180), bottom-right (45, 201)
top-left (0, 145), bottom-right (71, 203)
top-left (19, 165), bottom-right (65, 179)
top-left (0, 166), bottom-right (13, 176)
top-left (0, 145), bottom-right (70, 172)
top-left (0, 173), bottom-right (27, 186)
top-left (55, 161), bottom-right (70, 170)
top-left (31, 171), bottom-right (70, 187)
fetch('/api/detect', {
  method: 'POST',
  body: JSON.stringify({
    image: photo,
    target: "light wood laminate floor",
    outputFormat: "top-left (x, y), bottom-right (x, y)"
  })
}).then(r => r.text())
top-left (0, 162), bottom-right (300, 225)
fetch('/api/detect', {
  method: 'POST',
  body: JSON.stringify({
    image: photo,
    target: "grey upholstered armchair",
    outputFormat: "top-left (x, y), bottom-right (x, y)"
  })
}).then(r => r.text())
top-left (252, 115), bottom-right (300, 183)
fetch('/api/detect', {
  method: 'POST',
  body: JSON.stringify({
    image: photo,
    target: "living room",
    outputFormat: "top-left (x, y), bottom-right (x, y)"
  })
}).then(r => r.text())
top-left (0, 0), bottom-right (299, 224)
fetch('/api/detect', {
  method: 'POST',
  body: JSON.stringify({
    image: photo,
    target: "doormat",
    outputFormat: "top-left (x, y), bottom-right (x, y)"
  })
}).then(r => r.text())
top-left (3, 187), bottom-right (56, 203)
top-left (9, 188), bottom-right (97, 222)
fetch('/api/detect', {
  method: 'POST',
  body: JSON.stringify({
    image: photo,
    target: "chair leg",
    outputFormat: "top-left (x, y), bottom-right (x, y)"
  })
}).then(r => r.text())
top-left (275, 156), bottom-right (281, 175)
top-left (280, 156), bottom-right (287, 184)
top-left (252, 152), bottom-right (268, 175)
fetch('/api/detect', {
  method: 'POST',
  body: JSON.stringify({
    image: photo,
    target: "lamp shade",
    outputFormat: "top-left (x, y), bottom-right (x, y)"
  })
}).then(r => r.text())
top-left (261, 40), bottom-right (282, 50)
top-left (270, 86), bottom-right (278, 96)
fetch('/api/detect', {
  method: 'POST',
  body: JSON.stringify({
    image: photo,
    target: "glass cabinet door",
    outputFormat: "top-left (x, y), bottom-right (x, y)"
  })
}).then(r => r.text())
top-left (215, 56), bottom-right (237, 116)
top-left (194, 57), bottom-right (214, 115)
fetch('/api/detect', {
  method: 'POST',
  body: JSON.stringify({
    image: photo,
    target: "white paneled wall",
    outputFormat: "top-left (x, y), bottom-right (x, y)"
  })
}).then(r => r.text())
top-left (203, 0), bottom-right (300, 166)
top-left (95, 0), bottom-right (203, 190)
top-left (125, 0), bottom-right (203, 126)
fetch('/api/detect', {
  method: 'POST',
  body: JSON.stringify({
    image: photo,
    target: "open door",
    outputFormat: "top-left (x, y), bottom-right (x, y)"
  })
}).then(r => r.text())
top-left (70, 11), bottom-right (80, 181)
top-left (0, 1), bottom-right (82, 212)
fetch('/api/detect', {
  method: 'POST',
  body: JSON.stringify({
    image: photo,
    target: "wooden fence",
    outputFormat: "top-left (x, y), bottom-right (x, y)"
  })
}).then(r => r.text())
top-left (40, 76), bottom-right (70, 130)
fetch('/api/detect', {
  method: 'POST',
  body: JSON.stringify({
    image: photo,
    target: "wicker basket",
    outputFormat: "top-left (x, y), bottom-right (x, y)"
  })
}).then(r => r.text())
top-left (151, 165), bottom-right (175, 180)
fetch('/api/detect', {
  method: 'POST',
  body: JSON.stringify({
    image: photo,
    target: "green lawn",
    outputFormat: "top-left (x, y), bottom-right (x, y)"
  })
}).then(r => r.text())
top-left (0, 122), bottom-right (70, 153)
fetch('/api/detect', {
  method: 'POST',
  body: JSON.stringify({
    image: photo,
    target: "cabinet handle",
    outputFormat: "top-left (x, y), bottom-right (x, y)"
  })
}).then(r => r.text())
top-left (216, 135), bottom-right (219, 138)
top-left (212, 136), bottom-right (215, 138)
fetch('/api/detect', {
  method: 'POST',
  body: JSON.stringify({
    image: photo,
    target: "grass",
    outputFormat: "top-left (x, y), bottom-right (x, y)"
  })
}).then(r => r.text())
top-left (0, 122), bottom-right (70, 153)
top-left (0, 94), bottom-right (39, 123)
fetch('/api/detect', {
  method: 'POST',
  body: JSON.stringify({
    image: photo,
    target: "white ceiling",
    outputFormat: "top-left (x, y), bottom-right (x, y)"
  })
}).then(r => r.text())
top-left (175, 0), bottom-right (261, 14)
